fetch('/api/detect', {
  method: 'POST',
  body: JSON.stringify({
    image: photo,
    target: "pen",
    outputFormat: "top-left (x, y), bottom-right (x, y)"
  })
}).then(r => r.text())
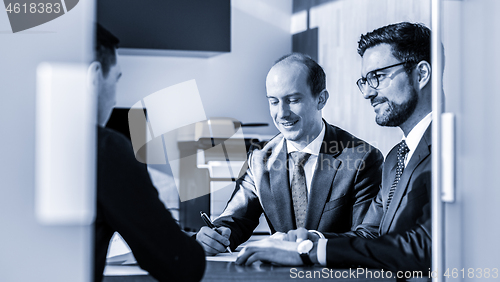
top-left (200, 211), bottom-right (232, 254)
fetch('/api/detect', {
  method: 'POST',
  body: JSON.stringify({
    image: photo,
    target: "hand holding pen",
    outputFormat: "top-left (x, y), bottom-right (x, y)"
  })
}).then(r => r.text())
top-left (196, 211), bottom-right (233, 255)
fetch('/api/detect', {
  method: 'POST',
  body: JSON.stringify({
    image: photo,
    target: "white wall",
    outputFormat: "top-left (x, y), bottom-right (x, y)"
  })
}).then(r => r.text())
top-left (115, 0), bottom-right (292, 209)
top-left (116, 0), bottom-right (292, 137)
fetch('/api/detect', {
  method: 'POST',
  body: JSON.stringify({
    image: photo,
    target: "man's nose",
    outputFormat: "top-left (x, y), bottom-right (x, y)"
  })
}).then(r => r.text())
top-left (361, 87), bottom-right (377, 100)
top-left (277, 102), bottom-right (290, 119)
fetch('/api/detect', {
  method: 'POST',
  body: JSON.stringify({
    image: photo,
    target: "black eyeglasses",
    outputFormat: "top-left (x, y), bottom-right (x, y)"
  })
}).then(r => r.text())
top-left (356, 62), bottom-right (411, 94)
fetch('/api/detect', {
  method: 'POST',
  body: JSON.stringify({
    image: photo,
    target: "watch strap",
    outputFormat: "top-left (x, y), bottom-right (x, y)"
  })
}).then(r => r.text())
top-left (300, 253), bottom-right (314, 265)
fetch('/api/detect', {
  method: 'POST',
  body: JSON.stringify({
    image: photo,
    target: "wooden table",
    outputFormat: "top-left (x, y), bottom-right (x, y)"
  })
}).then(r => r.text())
top-left (104, 260), bottom-right (400, 282)
top-left (201, 261), bottom-right (397, 281)
top-left (103, 236), bottom-right (429, 281)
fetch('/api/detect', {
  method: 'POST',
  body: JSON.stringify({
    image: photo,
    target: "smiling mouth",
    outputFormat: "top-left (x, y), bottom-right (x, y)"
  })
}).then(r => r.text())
top-left (371, 99), bottom-right (386, 108)
top-left (280, 120), bottom-right (298, 127)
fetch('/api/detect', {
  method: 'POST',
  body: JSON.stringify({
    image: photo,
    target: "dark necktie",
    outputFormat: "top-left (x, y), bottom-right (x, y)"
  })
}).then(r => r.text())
top-left (386, 140), bottom-right (410, 209)
top-left (289, 151), bottom-right (311, 228)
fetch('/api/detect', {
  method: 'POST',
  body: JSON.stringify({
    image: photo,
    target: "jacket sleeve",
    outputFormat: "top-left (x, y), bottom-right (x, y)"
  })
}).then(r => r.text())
top-left (348, 147), bottom-right (384, 231)
top-left (98, 130), bottom-right (206, 282)
top-left (323, 187), bottom-right (384, 240)
top-left (212, 150), bottom-right (263, 250)
top-left (324, 171), bottom-right (432, 272)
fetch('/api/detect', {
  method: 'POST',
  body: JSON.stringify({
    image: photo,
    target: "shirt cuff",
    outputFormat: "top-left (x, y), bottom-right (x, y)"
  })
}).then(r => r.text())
top-left (308, 230), bottom-right (325, 239)
top-left (317, 239), bottom-right (328, 266)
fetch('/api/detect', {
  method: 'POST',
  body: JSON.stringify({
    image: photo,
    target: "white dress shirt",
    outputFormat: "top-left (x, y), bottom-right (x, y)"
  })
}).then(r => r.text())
top-left (403, 112), bottom-right (432, 167)
top-left (316, 113), bottom-right (432, 266)
top-left (286, 122), bottom-right (325, 196)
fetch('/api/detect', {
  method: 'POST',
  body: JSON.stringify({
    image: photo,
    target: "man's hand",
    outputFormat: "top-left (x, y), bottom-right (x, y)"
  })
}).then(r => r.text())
top-left (284, 228), bottom-right (320, 242)
top-left (235, 239), bottom-right (302, 266)
top-left (196, 226), bottom-right (231, 256)
top-left (269, 232), bottom-right (287, 240)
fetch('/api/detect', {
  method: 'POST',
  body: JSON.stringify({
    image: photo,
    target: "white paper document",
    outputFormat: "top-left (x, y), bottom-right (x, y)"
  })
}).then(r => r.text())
top-left (205, 252), bottom-right (239, 262)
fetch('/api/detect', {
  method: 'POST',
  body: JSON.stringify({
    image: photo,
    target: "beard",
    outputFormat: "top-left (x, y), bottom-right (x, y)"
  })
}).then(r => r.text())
top-left (374, 89), bottom-right (418, 127)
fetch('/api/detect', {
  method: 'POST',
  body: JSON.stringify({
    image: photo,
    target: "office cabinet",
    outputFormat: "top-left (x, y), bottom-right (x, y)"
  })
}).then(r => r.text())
top-left (97, 0), bottom-right (230, 56)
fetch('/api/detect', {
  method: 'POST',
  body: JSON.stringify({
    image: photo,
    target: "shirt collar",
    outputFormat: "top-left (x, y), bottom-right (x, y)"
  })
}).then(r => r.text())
top-left (403, 112), bottom-right (432, 153)
top-left (286, 122), bottom-right (325, 156)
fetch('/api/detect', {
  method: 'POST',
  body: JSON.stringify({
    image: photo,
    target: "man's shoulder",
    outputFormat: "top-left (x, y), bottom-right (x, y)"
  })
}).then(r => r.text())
top-left (323, 122), bottom-right (381, 155)
top-left (97, 126), bottom-right (135, 158)
top-left (243, 133), bottom-right (285, 170)
top-left (98, 126), bottom-right (130, 146)
top-left (247, 133), bottom-right (283, 153)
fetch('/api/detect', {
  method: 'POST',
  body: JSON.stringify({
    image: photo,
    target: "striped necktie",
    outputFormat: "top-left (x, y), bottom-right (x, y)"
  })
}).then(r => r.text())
top-left (386, 140), bottom-right (410, 209)
top-left (289, 151), bottom-right (311, 228)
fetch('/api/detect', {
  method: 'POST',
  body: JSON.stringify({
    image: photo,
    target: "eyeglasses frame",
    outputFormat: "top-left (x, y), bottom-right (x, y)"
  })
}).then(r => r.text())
top-left (356, 62), bottom-right (414, 94)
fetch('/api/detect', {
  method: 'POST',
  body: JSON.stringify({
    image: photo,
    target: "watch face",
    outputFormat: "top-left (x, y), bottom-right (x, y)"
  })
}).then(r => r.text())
top-left (297, 240), bottom-right (313, 254)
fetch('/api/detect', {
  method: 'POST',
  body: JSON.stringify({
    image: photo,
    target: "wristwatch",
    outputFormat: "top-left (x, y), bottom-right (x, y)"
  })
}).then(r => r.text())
top-left (297, 239), bottom-right (314, 265)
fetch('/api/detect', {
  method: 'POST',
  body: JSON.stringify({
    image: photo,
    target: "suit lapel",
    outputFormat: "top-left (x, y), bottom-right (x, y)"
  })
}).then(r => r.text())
top-left (305, 122), bottom-right (342, 230)
top-left (268, 140), bottom-right (295, 231)
top-left (380, 126), bottom-right (432, 234)
top-left (305, 153), bottom-right (341, 230)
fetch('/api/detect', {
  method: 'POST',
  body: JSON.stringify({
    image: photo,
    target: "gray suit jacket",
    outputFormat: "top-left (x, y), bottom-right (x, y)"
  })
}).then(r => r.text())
top-left (214, 121), bottom-right (384, 250)
top-left (325, 125), bottom-right (432, 271)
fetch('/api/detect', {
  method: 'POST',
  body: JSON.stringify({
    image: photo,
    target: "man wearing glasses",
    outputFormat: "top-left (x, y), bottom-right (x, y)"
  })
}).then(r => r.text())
top-left (236, 22), bottom-right (435, 273)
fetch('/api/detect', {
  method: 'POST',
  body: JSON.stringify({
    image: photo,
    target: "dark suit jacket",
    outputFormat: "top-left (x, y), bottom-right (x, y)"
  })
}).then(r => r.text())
top-left (214, 121), bottom-right (383, 250)
top-left (95, 126), bottom-right (205, 282)
top-left (325, 125), bottom-right (432, 271)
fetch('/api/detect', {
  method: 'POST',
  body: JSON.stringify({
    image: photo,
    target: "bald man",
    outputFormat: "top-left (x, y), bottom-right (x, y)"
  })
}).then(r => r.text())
top-left (196, 53), bottom-right (383, 259)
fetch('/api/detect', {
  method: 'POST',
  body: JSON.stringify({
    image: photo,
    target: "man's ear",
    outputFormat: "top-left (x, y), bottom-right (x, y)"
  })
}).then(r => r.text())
top-left (415, 61), bottom-right (431, 90)
top-left (317, 90), bottom-right (329, 110)
top-left (87, 61), bottom-right (102, 90)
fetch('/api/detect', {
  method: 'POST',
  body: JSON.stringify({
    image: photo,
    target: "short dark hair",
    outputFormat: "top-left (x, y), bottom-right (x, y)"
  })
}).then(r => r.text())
top-left (357, 22), bottom-right (431, 75)
top-left (95, 24), bottom-right (120, 78)
top-left (274, 53), bottom-right (326, 98)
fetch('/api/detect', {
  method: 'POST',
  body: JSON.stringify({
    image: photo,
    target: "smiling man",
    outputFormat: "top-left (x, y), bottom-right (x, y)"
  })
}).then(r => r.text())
top-left (196, 53), bottom-right (383, 256)
top-left (236, 22), bottom-right (436, 273)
